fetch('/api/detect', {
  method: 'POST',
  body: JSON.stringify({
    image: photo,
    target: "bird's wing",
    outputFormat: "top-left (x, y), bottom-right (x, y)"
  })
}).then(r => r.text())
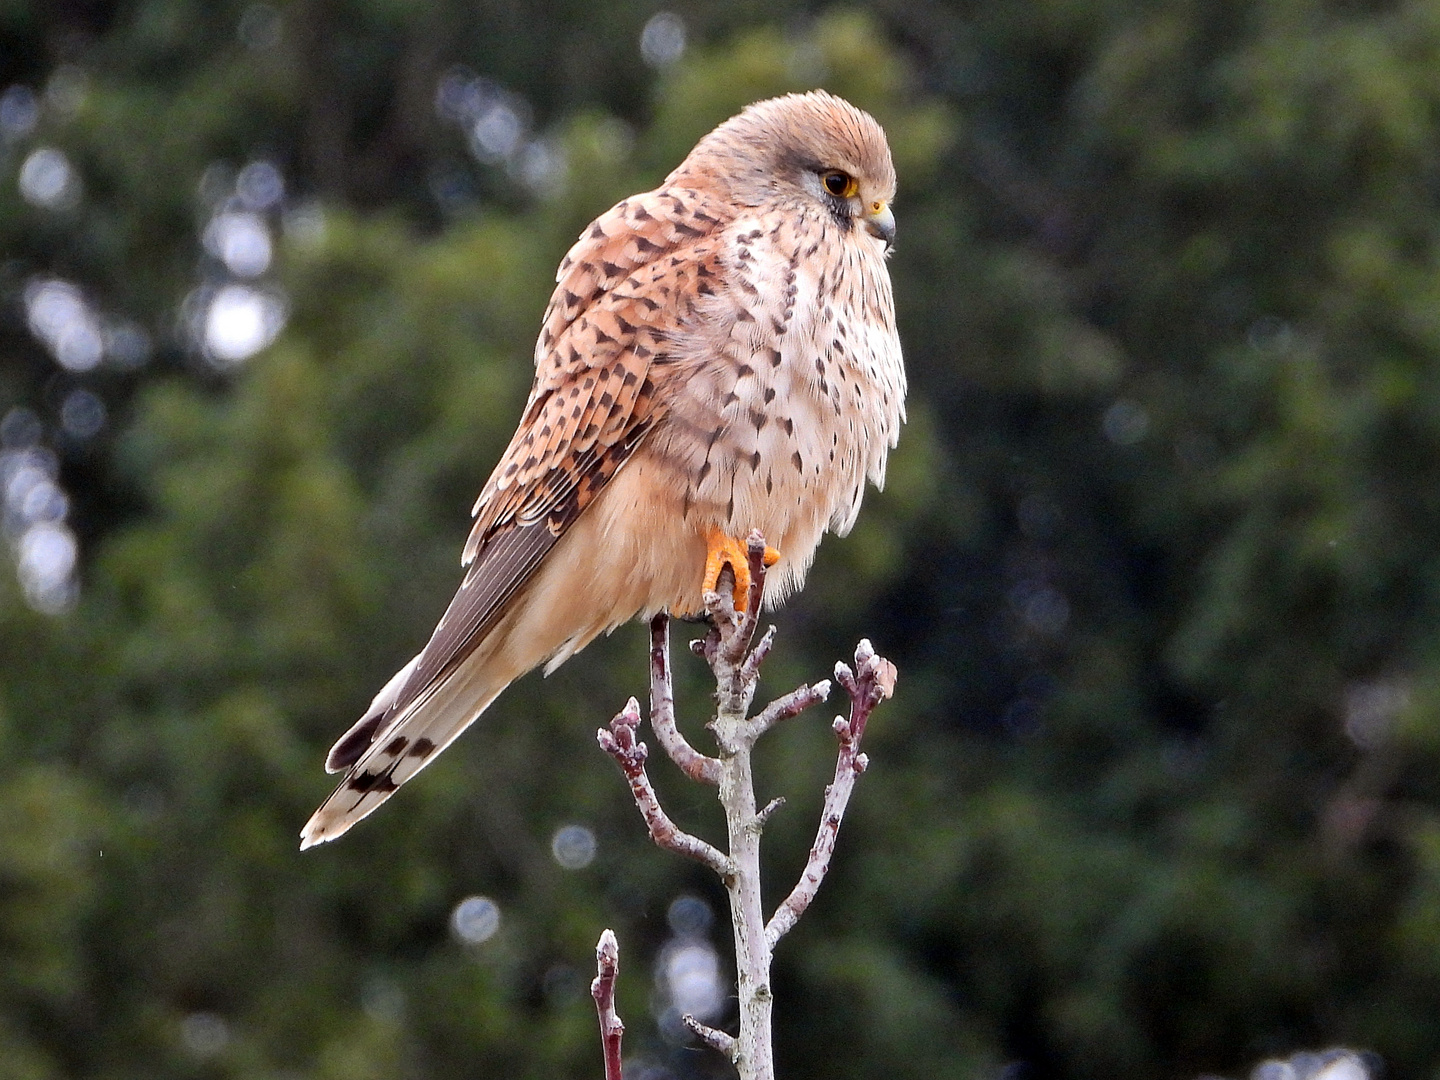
top-left (323, 186), bottom-right (732, 774)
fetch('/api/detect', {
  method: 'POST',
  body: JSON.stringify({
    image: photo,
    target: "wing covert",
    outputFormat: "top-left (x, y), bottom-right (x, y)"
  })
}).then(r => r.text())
top-left (383, 186), bottom-right (731, 723)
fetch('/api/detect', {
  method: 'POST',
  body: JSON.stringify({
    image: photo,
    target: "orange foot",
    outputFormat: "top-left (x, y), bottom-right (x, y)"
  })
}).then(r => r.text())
top-left (704, 529), bottom-right (781, 611)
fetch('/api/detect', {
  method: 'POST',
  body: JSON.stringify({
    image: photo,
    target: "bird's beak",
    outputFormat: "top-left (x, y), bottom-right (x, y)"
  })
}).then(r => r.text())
top-left (864, 200), bottom-right (896, 246)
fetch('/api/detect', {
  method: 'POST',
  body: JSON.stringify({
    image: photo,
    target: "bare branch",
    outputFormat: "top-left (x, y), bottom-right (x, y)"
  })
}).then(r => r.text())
top-left (694, 569), bottom-right (732, 669)
top-left (597, 699), bottom-right (733, 877)
top-left (765, 640), bottom-right (896, 949)
top-left (595, 534), bottom-right (898, 1080)
top-left (701, 589), bottom-right (734, 653)
top-left (834, 638), bottom-right (897, 744)
top-left (683, 1013), bottom-right (737, 1059)
top-left (755, 797), bottom-right (785, 829)
top-left (750, 680), bottom-right (831, 740)
top-left (702, 555), bottom-right (771, 753)
top-left (647, 613), bottom-right (722, 785)
top-left (698, 533), bottom-right (769, 675)
top-left (738, 625), bottom-right (776, 686)
top-left (721, 531), bottom-right (768, 664)
top-left (591, 929), bottom-right (624, 1080)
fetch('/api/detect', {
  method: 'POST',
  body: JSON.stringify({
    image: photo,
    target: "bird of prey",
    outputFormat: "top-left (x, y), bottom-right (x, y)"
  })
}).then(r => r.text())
top-left (301, 90), bottom-right (905, 848)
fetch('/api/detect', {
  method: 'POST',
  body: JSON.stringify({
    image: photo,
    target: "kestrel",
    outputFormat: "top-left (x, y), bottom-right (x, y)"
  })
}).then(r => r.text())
top-left (301, 90), bottom-right (904, 848)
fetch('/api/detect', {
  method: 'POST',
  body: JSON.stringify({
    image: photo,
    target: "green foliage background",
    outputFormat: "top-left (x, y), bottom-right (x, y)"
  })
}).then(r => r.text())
top-left (4, 1), bottom-right (1440, 1077)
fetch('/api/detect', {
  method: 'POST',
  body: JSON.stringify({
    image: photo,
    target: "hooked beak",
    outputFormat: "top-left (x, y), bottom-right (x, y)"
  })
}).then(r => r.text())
top-left (864, 200), bottom-right (896, 247)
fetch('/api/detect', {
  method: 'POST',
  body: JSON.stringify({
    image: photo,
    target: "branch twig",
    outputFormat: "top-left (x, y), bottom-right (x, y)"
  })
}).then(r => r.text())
top-left (591, 929), bottom-right (624, 1080)
top-left (597, 532), bottom-right (896, 1080)
top-left (596, 699), bottom-right (733, 877)
top-left (766, 639), bottom-right (896, 949)
top-left (684, 1013), bottom-right (737, 1059)
top-left (646, 613), bottom-right (722, 785)
top-left (750, 681), bottom-right (832, 740)
top-left (721, 531), bottom-right (767, 665)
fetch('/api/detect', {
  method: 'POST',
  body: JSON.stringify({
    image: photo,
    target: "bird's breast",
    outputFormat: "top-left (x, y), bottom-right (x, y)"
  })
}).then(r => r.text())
top-left (641, 208), bottom-right (904, 598)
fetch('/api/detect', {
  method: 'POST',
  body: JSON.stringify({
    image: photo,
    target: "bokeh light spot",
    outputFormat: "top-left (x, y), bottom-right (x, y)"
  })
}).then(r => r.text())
top-left (19, 146), bottom-right (81, 210)
top-left (1344, 681), bottom-right (1407, 749)
top-left (204, 211), bottom-right (273, 277)
top-left (470, 104), bottom-right (523, 161)
top-left (20, 477), bottom-right (67, 524)
top-left (658, 940), bottom-right (723, 1021)
top-left (513, 138), bottom-right (568, 198)
top-left (24, 279), bottom-right (103, 371)
top-left (236, 160), bottom-right (284, 210)
top-left (450, 895), bottom-right (501, 944)
top-left (7, 460), bottom-right (55, 518)
top-left (202, 284), bottom-right (286, 365)
top-left (179, 1012), bottom-right (229, 1057)
top-left (667, 895), bottom-right (714, 937)
top-left (0, 408), bottom-right (42, 449)
top-left (435, 71), bottom-right (533, 167)
top-left (551, 824), bottom-right (597, 869)
top-left (198, 161), bottom-right (237, 206)
top-left (43, 66), bottom-right (87, 119)
top-left (1102, 398), bottom-right (1149, 446)
top-left (60, 389), bottom-right (106, 440)
top-left (641, 13), bottom-right (687, 67)
top-left (0, 85), bottom-right (38, 139)
top-left (17, 522), bottom-right (79, 614)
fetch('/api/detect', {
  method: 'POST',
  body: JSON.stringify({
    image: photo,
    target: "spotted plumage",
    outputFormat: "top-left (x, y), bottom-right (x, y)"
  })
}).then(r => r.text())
top-left (301, 90), bottom-right (905, 848)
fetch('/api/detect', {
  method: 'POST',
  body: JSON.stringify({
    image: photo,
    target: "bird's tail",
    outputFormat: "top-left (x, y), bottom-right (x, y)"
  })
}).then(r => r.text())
top-left (299, 658), bottom-right (506, 849)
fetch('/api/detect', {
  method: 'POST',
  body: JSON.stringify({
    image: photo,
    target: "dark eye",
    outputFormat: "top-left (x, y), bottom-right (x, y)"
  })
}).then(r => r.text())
top-left (821, 170), bottom-right (857, 198)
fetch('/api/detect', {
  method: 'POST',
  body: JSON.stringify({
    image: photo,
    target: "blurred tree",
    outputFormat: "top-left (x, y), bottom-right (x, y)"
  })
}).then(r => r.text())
top-left (4, 1), bottom-right (1440, 1079)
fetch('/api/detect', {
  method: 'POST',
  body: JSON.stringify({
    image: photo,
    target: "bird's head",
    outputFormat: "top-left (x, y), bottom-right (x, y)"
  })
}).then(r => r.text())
top-left (675, 90), bottom-right (898, 249)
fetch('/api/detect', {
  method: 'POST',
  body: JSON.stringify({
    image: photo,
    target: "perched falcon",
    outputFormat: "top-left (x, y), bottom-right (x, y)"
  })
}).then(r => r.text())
top-left (301, 90), bottom-right (905, 848)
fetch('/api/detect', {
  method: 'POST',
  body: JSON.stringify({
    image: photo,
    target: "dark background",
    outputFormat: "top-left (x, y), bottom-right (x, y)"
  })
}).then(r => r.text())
top-left (3, 2), bottom-right (1439, 1077)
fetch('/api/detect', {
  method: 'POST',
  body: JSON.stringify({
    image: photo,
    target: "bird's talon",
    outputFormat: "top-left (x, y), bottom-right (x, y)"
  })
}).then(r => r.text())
top-left (704, 530), bottom-right (781, 611)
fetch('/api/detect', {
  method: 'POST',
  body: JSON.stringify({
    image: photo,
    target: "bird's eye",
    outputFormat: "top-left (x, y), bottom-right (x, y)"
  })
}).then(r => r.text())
top-left (821, 170), bottom-right (857, 199)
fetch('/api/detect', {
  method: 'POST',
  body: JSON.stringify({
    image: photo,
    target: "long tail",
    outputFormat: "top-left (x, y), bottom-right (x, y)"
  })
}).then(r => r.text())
top-left (299, 656), bottom-right (507, 849)
top-left (299, 471), bottom-right (686, 848)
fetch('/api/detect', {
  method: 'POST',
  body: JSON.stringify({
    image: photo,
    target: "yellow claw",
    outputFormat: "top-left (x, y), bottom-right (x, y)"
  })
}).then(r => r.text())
top-left (703, 529), bottom-right (780, 611)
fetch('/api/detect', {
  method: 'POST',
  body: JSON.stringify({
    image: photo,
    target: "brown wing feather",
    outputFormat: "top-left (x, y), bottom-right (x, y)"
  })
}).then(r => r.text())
top-left (368, 187), bottom-right (731, 731)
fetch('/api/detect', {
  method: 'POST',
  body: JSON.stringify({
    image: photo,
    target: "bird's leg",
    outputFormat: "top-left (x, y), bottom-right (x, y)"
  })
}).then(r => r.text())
top-left (704, 528), bottom-right (780, 612)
